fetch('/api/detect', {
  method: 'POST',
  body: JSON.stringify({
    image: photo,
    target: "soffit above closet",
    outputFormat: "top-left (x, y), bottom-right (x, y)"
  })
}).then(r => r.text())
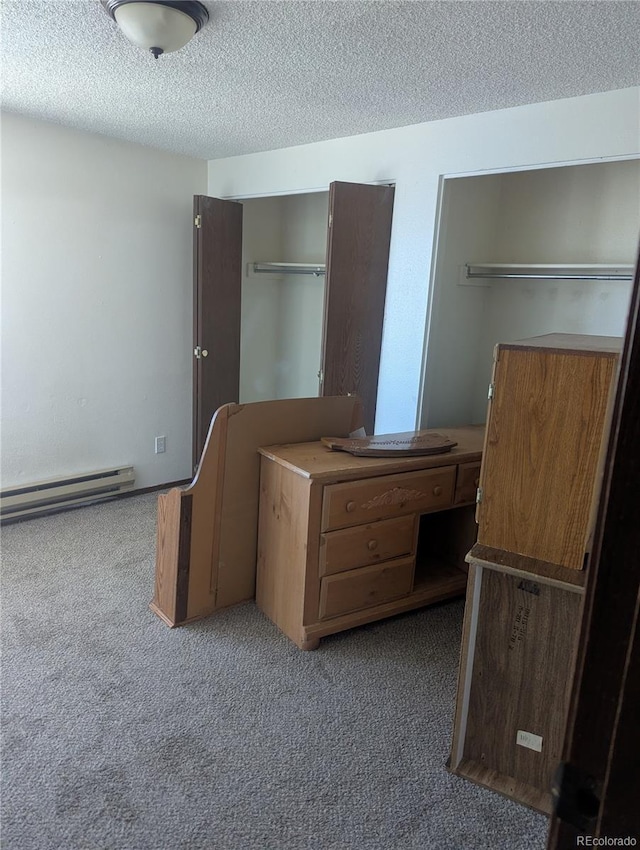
top-left (2, 1), bottom-right (639, 160)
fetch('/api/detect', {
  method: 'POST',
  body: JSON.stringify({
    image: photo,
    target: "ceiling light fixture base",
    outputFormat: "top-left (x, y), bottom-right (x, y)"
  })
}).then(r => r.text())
top-left (104, 0), bottom-right (209, 58)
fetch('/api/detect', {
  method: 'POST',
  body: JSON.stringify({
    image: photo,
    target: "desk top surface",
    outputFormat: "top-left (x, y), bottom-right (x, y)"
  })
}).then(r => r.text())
top-left (259, 425), bottom-right (485, 481)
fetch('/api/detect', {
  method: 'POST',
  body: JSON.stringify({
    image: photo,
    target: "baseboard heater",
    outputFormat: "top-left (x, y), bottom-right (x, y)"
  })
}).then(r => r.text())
top-left (0, 466), bottom-right (135, 521)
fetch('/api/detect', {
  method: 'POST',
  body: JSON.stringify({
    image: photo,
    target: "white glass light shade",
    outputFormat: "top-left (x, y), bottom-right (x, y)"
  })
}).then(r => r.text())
top-left (114, 3), bottom-right (198, 53)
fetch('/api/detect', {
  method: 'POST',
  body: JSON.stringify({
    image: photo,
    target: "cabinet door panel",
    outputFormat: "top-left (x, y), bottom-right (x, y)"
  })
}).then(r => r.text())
top-left (193, 195), bottom-right (243, 468)
top-left (321, 181), bottom-right (394, 435)
top-left (477, 347), bottom-right (617, 568)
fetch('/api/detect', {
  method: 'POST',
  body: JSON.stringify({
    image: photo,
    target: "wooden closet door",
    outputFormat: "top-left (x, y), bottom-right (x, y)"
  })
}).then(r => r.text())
top-left (321, 181), bottom-right (395, 435)
top-left (193, 195), bottom-right (243, 468)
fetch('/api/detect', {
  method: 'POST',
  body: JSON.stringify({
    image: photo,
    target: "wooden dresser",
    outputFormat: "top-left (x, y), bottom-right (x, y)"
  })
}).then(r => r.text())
top-left (449, 334), bottom-right (622, 814)
top-left (256, 426), bottom-right (484, 650)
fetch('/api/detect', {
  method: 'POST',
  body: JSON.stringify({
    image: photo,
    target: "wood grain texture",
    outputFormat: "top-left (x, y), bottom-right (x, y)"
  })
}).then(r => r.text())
top-left (150, 489), bottom-right (192, 626)
top-left (453, 758), bottom-right (553, 815)
top-left (193, 195), bottom-right (243, 467)
top-left (453, 564), bottom-right (582, 812)
top-left (152, 396), bottom-right (364, 627)
top-left (319, 515), bottom-right (416, 576)
top-left (318, 556), bottom-right (414, 619)
top-left (255, 459), bottom-right (313, 647)
top-left (259, 425), bottom-right (485, 481)
top-left (302, 562), bottom-right (466, 644)
top-left (321, 431), bottom-right (457, 456)
top-left (256, 433), bottom-right (480, 648)
top-left (185, 403), bottom-right (229, 620)
top-left (468, 543), bottom-right (586, 591)
top-left (214, 396), bottom-right (365, 609)
top-left (321, 466), bottom-right (456, 531)
top-left (321, 181), bottom-right (395, 435)
top-left (478, 343), bottom-right (619, 569)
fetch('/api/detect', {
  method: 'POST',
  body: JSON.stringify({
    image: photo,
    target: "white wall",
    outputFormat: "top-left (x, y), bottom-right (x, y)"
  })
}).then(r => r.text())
top-left (1, 113), bottom-right (207, 490)
top-left (422, 175), bottom-right (503, 428)
top-left (239, 191), bottom-right (328, 402)
top-left (3, 88), bottom-right (638, 493)
top-left (208, 87), bottom-right (640, 433)
top-left (424, 159), bottom-right (640, 427)
top-left (277, 192), bottom-right (328, 398)
top-left (239, 196), bottom-right (283, 402)
top-left (492, 160), bottom-right (640, 264)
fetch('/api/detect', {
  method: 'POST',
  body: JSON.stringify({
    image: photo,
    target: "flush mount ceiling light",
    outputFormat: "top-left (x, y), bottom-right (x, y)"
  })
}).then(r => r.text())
top-left (104, 0), bottom-right (209, 59)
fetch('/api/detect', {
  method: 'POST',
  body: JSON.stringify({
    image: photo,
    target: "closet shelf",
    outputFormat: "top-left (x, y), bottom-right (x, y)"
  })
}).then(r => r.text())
top-left (250, 262), bottom-right (326, 277)
top-left (465, 263), bottom-right (634, 282)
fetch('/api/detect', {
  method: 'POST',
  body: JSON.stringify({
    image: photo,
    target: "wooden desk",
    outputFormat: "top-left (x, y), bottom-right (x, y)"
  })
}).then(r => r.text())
top-left (256, 426), bottom-right (484, 649)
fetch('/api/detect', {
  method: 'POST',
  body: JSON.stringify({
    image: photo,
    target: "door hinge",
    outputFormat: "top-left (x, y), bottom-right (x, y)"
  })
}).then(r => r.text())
top-left (552, 762), bottom-right (600, 831)
top-left (194, 214), bottom-right (202, 228)
top-left (317, 369), bottom-right (324, 384)
top-left (488, 382), bottom-right (495, 400)
top-left (328, 212), bottom-right (333, 228)
top-left (476, 487), bottom-right (483, 504)
top-left (194, 346), bottom-right (208, 359)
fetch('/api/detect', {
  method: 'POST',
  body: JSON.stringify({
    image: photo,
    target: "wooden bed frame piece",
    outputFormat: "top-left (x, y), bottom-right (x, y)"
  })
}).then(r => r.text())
top-left (151, 396), bottom-right (364, 627)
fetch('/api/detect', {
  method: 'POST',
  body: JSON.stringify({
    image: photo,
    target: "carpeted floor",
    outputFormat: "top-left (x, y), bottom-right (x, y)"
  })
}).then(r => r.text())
top-left (1, 493), bottom-right (548, 849)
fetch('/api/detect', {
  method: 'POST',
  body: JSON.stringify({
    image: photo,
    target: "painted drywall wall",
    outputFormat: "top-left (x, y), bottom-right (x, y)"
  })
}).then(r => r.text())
top-left (421, 174), bottom-right (503, 428)
top-left (207, 87), bottom-right (640, 433)
top-left (1, 113), bottom-right (207, 490)
top-left (424, 158), bottom-right (640, 427)
top-left (239, 196), bottom-right (283, 402)
top-left (492, 160), bottom-right (640, 264)
top-left (240, 191), bottom-right (328, 401)
top-left (277, 192), bottom-right (328, 398)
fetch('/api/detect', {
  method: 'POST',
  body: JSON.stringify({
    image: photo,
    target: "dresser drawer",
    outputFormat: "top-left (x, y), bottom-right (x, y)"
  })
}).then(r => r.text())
top-left (454, 462), bottom-right (482, 505)
top-left (321, 466), bottom-right (456, 531)
top-left (319, 515), bottom-right (416, 577)
top-left (318, 557), bottom-right (414, 620)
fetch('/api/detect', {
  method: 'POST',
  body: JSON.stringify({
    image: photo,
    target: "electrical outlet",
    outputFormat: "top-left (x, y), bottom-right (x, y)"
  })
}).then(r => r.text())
top-left (155, 436), bottom-right (166, 454)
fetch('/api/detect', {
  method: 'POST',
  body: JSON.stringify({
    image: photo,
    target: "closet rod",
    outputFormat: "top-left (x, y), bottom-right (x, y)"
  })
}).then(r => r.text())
top-left (465, 263), bottom-right (634, 282)
top-left (252, 262), bottom-right (326, 276)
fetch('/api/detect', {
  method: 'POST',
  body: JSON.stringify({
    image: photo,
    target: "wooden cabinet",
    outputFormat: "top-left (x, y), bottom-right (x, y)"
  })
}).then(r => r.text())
top-left (475, 333), bottom-right (621, 572)
top-left (450, 334), bottom-right (622, 813)
top-left (255, 426), bottom-right (484, 650)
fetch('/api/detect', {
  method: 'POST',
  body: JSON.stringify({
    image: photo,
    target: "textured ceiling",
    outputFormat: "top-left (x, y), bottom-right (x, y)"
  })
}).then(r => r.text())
top-left (2, 1), bottom-right (639, 160)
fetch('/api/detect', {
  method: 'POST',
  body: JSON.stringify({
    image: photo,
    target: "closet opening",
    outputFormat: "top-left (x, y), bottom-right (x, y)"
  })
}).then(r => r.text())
top-left (239, 191), bottom-right (330, 404)
top-left (419, 158), bottom-right (640, 430)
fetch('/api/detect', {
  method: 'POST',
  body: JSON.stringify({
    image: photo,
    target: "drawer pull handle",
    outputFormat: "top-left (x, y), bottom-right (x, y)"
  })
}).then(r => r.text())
top-left (367, 539), bottom-right (378, 551)
top-left (346, 501), bottom-right (357, 513)
top-left (433, 485), bottom-right (443, 496)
